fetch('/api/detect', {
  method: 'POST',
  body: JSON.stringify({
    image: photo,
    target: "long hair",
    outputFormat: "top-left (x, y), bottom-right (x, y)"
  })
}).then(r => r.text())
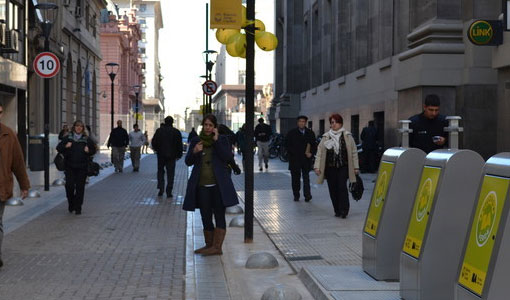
top-left (71, 120), bottom-right (89, 136)
top-left (202, 114), bottom-right (218, 128)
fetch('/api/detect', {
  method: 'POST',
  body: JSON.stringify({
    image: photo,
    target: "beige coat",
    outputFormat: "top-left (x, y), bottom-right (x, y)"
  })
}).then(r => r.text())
top-left (0, 123), bottom-right (30, 201)
top-left (314, 129), bottom-right (359, 184)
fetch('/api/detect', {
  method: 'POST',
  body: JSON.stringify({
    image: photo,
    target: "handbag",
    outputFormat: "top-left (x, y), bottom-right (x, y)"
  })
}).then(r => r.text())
top-left (349, 174), bottom-right (364, 201)
top-left (54, 153), bottom-right (65, 171)
top-left (87, 160), bottom-right (100, 176)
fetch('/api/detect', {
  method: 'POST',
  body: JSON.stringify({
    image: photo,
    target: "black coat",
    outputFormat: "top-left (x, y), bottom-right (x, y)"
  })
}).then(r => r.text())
top-left (409, 113), bottom-right (448, 153)
top-left (182, 135), bottom-right (239, 211)
top-left (285, 127), bottom-right (317, 171)
top-left (107, 127), bottom-right (129, 148)
top-left (57, 134), bottom-right (96, 169)
top-left (254, 123), bottom-right (272, 142)
top-left (360, 126), bottom-right (377, 150)
top-left (151, 125), bottom-right (183, 160)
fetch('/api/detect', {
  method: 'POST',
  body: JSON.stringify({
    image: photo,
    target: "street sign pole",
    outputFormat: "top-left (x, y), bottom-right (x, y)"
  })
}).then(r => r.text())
top-left (244, 0), bottom-right (255, 243)
top-left (43, 39), bottom-right (50, 191)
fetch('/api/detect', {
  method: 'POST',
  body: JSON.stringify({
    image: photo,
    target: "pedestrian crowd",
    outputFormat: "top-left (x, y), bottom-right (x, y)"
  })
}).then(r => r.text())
top-left (0, 94), bottom-right (448, 268)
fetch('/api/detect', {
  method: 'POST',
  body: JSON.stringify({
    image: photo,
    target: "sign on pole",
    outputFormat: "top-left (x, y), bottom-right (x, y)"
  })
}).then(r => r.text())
top-left (34, 52), bottom-right (61, 78)
top-left (202, 80), bottom-right (218, 96)
top-left (210, 0), bottom-right (242, 29)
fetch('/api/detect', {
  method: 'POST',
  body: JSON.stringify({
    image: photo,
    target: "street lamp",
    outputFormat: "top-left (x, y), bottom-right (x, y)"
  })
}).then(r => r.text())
top-left (202, 50), bottom-right (218, 114)
top-left (132, 85), bottom-right (141, 126)
top-left (105, 62), bottom-right (119, 131)
top-left (35, 2), bottom-right (58, 192)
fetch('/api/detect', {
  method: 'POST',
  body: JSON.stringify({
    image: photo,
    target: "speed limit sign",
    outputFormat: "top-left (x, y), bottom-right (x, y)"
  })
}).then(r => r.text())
top-left (33, 52), bottom-right (61, 78)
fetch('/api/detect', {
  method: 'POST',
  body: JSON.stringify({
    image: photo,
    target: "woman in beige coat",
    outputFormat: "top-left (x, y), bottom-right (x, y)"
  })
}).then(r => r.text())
top-left (314, 114), bottom-right (359, 218)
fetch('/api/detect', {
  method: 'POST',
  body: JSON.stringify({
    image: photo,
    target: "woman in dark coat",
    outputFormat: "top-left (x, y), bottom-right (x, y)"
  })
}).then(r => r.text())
top-left (57, 120), bottom-right (96, 215)
top-left (183, 114), bottom-right (239, 256)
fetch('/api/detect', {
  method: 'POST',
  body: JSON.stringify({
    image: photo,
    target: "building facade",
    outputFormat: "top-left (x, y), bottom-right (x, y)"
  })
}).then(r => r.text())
top-left (27, 0), bottom-right (106, 157)
top-left (273, 0), bottom-right (502, 158)
top-left (99, 6), bottom-right (142, 144)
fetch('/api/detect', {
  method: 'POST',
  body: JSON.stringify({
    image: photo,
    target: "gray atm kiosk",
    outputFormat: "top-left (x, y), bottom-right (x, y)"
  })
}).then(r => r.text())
top-left (456, 153), bottom-right (510, 300)
top-left (362, 147), bottom-right (425, 281)
top-left (400, 149), bottom-right (484, 300)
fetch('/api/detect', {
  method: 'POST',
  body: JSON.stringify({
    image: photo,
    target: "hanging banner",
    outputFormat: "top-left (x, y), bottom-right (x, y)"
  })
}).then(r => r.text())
top-left (210, 0), bottom-right (242, 29)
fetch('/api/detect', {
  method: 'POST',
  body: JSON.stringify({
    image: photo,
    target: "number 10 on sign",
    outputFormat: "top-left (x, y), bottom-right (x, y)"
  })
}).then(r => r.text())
top-left (34, 52), bottom-right (61, 78)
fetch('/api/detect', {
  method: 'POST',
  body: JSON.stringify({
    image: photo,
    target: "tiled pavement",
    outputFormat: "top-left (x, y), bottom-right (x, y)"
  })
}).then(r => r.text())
top-left (0, 154), bottom-right (187, 300)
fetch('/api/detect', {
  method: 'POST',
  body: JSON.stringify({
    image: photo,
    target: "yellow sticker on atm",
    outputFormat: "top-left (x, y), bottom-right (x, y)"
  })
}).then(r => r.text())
top-left (402, 166), bottom-right (441, 258)
top-left (364, 161), bottom-right (394, 237)
top-left (458, 175), bottom-right (510, 296)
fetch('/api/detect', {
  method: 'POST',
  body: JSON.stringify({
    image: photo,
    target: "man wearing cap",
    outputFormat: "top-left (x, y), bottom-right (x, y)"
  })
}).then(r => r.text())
top-left (285, 115), bottom-right (316, 202)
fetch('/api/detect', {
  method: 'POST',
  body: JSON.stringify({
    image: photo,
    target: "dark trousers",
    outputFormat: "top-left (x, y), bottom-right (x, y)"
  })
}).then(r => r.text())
top-left (325, 166), bottom-right (350, 215)
top-left (198, 185), bottom-right (226, 230)
top-left (290, 166), bottom-right (311, 199)
top-left (157, 155), bottom-right (176, 195)
top-left (65, 167), bottom-right (88, 212)
top-left (365, 149), bottom-right (377, 173)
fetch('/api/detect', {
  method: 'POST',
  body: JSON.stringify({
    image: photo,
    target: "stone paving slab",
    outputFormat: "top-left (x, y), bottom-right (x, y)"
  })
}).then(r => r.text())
top-left (0, 154), bottom-right (187, 300)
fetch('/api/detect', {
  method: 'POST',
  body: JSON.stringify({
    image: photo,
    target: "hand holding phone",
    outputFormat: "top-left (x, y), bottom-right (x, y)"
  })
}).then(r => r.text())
top-left (213, 128), bottom-right (219, 141)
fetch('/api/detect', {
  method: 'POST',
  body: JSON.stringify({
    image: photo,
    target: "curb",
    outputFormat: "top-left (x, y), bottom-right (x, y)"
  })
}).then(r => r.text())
top-left (298, 267), bottom-right (334, 300)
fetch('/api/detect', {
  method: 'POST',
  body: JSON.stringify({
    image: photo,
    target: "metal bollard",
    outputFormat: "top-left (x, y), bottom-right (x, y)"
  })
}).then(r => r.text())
top-left (445, 116), bottom-right (463, 150)
top-left (398, 120), bottom-right (413, 148)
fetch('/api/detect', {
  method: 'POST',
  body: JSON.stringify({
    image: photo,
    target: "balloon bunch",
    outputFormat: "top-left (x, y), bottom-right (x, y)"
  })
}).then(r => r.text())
top-left (215, 5), bottom-right (278, 58)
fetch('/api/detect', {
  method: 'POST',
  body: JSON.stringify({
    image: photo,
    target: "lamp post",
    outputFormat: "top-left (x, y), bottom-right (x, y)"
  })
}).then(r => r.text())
top-left (35, 2), bottom-right (58, 192)
top-left (132, 85), bottom-right (141, 126)
top-left (105, 62), bottom-right (119, 131)
top-left (202, 50), bottom-right (217, 114)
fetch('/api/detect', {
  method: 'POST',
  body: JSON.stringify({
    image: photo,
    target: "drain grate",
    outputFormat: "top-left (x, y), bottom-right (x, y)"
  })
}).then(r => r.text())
top-left (287, 255), bottom-right (323, 261)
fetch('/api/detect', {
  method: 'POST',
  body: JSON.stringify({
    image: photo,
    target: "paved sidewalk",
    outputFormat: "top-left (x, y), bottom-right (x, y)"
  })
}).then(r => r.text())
top-left (0, 154), bottom-right (188, 300)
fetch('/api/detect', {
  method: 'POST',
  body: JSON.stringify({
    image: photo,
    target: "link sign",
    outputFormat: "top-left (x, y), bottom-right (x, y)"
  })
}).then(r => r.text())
top-left (34, 52), bottom-right (61, 78)
top-left (202, 80), bottom-right (218, 96)
top-left (467, 20), bottom-right (503, 46)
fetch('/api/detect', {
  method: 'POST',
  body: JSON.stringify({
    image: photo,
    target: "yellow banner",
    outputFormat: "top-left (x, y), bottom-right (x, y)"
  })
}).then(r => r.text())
top-left (211, 0), bottom-right (242, 29)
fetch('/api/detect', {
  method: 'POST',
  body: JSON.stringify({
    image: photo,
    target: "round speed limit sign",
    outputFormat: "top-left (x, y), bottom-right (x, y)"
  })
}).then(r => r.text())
top-left (34, 52), bottom-right (61, 78)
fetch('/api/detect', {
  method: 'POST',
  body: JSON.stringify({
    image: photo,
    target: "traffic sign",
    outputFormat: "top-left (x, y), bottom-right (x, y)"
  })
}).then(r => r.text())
top-left (33, 52), bottom-right (61, 78)
top-left (202, 80), bottom-right (218, 96)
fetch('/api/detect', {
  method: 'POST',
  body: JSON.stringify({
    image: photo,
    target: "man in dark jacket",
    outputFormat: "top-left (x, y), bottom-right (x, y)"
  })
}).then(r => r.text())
top-left (107, 120), bottom-right (129, 172)
top-left (285, 115), bottom-right (316, 202)
top-left (188, 127), bottom-right (198, 143)
top-left (151, 116), bottom-right (183, 198)
top-left (409, 94), bottom-right (448, 153)
top-left (0, 103), bottom-right (30, 268)
top-left (254, 117), bottom-right (272, 171)
top-left (360, 120), bottom-right (378, 173)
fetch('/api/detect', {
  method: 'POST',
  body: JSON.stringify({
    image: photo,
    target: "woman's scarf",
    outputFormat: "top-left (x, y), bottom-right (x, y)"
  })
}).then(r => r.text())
top-left (324, 128), bottom-right (346, 155)
top-left (199, 130), bottom-right (215, 147)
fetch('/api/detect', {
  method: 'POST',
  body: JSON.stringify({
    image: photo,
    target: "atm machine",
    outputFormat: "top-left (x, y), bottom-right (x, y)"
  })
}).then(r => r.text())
top-left (363, 121), bottom-right (426, 281)
top-left (456, 153), bottom-right (510, 300)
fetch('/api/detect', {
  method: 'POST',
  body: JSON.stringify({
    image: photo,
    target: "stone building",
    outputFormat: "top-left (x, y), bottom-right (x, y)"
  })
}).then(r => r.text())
top-left (28, 0), bottom-right (106, 155)
top-left (99, 7), bottom-right (142, 144)
top-left (272, 0), bottom-right (503, 158)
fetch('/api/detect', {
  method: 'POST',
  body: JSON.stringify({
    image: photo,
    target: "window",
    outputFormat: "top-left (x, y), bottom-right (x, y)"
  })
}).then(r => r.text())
top-left (139, 4), bottom-right (147, 12)
top-left (141, 32), bottom-right (146, 41)
top-left (238, 70), bottom-right (246, 85)
top-left (139, 18), bottom-right (146, 25)
top-left (139, 47), bottom-right (145, 54)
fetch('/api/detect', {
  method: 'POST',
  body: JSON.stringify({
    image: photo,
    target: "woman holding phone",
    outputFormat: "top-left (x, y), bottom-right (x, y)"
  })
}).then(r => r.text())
top-left (183, 114), bottom-right (239, 255)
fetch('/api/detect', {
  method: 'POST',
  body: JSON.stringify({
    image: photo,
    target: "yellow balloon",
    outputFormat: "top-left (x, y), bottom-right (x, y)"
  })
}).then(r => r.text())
top-left (255, 19), bottom-right (265, 34)
top-left (216, 28), bottom-right (240, 45)
top-left (227, 33), bottom-right (246, 57)
top-left (239, 48), bottom-right (246, 59)
top-left (255, 31), bottom-right (278, 51)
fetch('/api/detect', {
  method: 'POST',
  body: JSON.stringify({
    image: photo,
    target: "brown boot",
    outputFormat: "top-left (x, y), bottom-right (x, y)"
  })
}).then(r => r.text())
top-left (194, 230), bottom-right (214, 254)
top-left (201, 228), bottom-right (226, 256)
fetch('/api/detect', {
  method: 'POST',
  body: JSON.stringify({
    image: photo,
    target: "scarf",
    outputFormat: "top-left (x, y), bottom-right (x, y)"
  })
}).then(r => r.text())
top-left (324, 128), bottom-right (346, 155)
top-left (199, 130), bottom-right (215, 147)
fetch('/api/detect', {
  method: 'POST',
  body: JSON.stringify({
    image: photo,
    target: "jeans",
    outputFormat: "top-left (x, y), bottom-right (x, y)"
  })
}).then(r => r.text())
top-left (257, 141), bottom-right (270, 168)
top-left (325, 166), bottom-right (349, 215)
top-left (198, 185), bottom-right (226, 230)
top-left (157, 156), bottom-right (176, 195)
top-left (130, 147), bottom-right (141, 170)
top-left (111, 147), bottom-right (126, 171)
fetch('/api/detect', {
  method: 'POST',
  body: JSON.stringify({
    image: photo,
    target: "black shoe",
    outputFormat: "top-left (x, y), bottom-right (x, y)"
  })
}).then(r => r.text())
top-left (119, 169), bottom-right (123, 173)
top-left (335, 213), bottom-right (342, 217)
top-left (68, 204), bottom-right (74, 213)
top-left (340, 214), bottom-right (347, 219)
top-left (294, 197), bottom-right (300, 202)
top-left (167, 194), bottom-right (173, 198)
top-left (158, 189), bottom-right (164, 196)
top-left (304, 196), bottom-right (312, 202)
top-left (75, 210), bottom-right (81, 215)
top-left (0, 258), bottom-right (3, 268)
top-left (259, 167), bottom-right (263, 171)
top-left (265, 163), bottom-right (268, 169)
